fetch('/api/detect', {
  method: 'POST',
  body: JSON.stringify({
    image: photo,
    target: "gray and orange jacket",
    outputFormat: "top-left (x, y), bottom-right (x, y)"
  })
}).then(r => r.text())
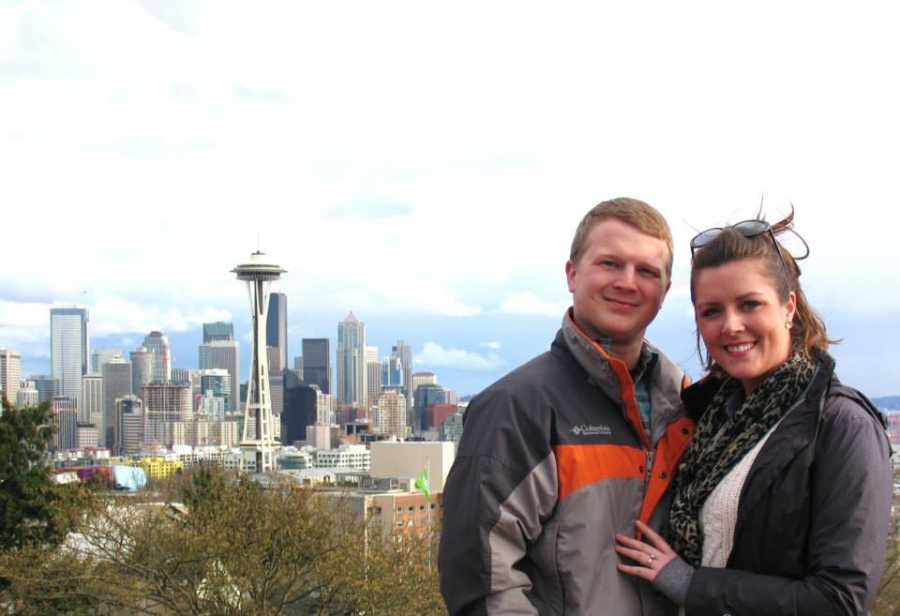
top-left (439, 312), bottom-right (694, 615)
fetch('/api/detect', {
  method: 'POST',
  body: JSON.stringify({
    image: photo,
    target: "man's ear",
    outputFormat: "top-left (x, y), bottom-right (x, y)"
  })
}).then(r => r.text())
top-left (565, 260), bottom-right (576, 293)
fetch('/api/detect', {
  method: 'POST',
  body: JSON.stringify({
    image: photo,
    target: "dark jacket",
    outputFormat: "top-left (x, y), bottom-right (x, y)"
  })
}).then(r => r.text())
top-left (682, 353), bottom-right (892, 616)
top-left (439, 313), bottom-right (694, 615)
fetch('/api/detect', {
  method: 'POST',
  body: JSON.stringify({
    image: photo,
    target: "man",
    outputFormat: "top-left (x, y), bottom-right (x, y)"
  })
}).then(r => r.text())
top-left (439, 198), bottom-right (694, 615)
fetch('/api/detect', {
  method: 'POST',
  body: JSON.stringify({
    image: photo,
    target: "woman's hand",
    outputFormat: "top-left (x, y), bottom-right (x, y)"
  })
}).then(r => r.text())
top-left (615, 520), bottom-right (678, 582)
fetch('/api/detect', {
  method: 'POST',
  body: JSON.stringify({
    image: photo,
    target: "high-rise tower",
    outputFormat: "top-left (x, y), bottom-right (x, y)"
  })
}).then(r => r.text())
top-left (336, 312), bottom-right (366, 407)
top-left (50, 307), bottom-right (90, 403)
top-left (301, 338), bottom-right (330, 394)
top-left (233, 251), bottom-right (285, 473)
top-left (266, 293), bottom-right (288, 374)
top-left (142, 331), bottom-right (171, 383)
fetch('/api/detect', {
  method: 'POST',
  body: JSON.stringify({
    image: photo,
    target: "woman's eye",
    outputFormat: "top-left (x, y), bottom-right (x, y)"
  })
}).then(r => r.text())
top-left (699, 308), bottom-right (719, 318)
top-left (741, 300), bottom-right (761, 311)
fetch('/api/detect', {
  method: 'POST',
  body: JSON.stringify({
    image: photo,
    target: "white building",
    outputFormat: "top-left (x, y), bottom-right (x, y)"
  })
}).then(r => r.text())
top-left (50, 307), bottom-right (90, 403)
top-left (370, 440), bottom-right (455, 493)
top-left (142, 331), bottom-right (171, 384)
top-left (315, 444), bottom-right (371, 471)
top-left (0, 348), bottom-right (22, 408)
top-left (375, 389), bottom-right (407, 438)
top-left (16, 380), bottom-right (39, 408)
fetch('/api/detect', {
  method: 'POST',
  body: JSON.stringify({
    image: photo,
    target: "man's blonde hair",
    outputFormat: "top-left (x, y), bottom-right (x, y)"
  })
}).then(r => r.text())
top-left (569, 197), bottom-right (673, 279)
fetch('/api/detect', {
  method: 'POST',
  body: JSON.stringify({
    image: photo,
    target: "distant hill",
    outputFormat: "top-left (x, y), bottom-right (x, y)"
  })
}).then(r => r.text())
top-left (873, 396), bottom-right (900, 411)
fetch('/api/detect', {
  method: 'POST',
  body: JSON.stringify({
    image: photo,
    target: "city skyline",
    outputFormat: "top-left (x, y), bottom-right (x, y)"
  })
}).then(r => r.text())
top-left (2, 3), bottom-right (899, 397)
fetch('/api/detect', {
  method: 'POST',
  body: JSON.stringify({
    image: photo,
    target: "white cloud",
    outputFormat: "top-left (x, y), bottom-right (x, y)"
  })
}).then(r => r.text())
top-left (414, 342), bottom-right (503, 372)
top-left (480, 341), bottom-right (502, 350)
top-left (497, 292), bottom-right (566, 317)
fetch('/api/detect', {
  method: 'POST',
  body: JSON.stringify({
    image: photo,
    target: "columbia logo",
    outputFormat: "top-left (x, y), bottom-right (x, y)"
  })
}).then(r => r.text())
top-left (571, 424), bottom-right (612, 436)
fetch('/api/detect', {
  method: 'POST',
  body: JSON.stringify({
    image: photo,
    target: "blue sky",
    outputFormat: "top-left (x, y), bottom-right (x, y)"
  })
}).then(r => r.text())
top-left (2, 1), bottom-right (899, 396)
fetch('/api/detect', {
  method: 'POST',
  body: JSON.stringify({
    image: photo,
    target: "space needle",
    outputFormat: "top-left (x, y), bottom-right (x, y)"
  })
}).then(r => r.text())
top-left (232, 250), bottom-right (285, 473)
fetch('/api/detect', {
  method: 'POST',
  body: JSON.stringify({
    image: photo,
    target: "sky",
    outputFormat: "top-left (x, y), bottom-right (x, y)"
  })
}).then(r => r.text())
top-left (1, 1), bottom-right (899, 397)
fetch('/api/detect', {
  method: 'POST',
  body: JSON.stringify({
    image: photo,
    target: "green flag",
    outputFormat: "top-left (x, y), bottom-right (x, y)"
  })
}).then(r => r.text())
top-left (415, 468), bottom-right (431, 500)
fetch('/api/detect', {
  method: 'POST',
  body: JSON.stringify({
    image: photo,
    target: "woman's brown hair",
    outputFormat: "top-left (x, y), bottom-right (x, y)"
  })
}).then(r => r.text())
top-left (690, 208), bottom-right (834, 372)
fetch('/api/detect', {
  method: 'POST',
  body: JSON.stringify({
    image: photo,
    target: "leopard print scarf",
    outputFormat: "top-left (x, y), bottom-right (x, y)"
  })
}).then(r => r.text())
top-left (668, 351), bottom-right (816, 566)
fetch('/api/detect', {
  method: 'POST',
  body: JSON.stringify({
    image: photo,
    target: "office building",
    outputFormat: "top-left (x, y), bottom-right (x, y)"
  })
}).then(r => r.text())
top-left (130, 347), bottom-right (154, 397)
top-left (50, 307), bottom-right (90, 402)
top-left (114, 395), bottom-right (144, 455)
top-left (91, 348), bottom-right (122, 373)
top-left (266, 292), bottom-right (288, 375)
top-left (143, 382), bottom-right (192, 447)
top-left (293, 356), bottom-right (303, 373)
top-left (0, 348), bottom-right (21, 407)
top-left (375, 389), bottom-right (407, 438)
top-left (198, 340), bottom-right (240, 411)
top-left (301, 338), bottom-right (330, 394)
top-left (392, 339), bottom-right (413, 409)
top-left (142, 331), bottom-right (171, 383)
top-left (76, 423), bottom-right (99, 450)
top-left (336, 312), bottom-right (366, 406)
top-left (370, 440), bottom-right (455, 493)
top-left (199, 368), bottom-right (232, 413)
top-left (202, 321), bottom-right (234, 343)
top-left (365, 346), bottom-right (381, 410)
top-left (81, 373), bottom-right (103, 425)
top-left (16, 381), bottom-right (39, 408)
top-left (50, 396), bottom-right (78, 451)
top-left (102, 358), bottom-right (132, 449)
top-left (414, 383), bottom-right (451, 432)
top-left (30, 374), bottom-right (58, 404)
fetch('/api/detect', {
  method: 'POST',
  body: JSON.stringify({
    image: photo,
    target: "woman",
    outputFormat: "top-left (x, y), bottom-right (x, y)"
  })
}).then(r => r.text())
top-left (615, 210), bottom-right (892, 615)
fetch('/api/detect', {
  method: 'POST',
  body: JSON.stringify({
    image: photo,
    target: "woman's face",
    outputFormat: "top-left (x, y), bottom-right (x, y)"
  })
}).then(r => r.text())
top-left (693, 258), bottom-right (797, 395)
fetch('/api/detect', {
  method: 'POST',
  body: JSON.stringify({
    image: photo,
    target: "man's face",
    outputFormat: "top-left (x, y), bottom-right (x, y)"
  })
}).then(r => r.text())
top-left (565, 218), bottom-right (671, 345)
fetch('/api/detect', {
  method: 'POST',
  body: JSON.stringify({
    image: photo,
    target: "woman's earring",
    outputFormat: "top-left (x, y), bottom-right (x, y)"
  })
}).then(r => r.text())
top-left (785, 320), bottom-right (792, 330)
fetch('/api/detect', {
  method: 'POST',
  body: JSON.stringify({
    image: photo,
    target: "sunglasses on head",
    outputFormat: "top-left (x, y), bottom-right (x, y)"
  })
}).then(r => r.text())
top-left (689, 219), bottom-right (810, 267)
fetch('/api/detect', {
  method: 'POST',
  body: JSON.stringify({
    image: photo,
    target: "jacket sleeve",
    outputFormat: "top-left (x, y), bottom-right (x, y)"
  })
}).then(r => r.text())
top-left (684, 395), bottom-right (893, 616)
top-left (438, 386), bottom-right (558, 616)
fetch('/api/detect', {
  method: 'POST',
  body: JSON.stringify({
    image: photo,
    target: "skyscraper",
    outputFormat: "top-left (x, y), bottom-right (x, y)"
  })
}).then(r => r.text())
top-left (266, 292), bottom-right (287, 375)
top-left (102, 358), bottom-right (132, 449)
top-left (81, 373), bottom-right (103, 425)
top-left (203, 321), bottom-right (235, 343)
top-left (199, 369), bottom-right (232, 415)
top-left (50, 397), bottom-right (78, 451)
top-left (142, 331), bottom-right (171, 383)
top-left (130, 347), bottom-right (154, 398)
top-left (336, 312), bottom-right (366, 407)
top-left (198, 339), bottom-right (240, 411)
top-left (142, 382), bottom-right (192, 447)
top-left (30, 375), bottom-right (58, 404)
top-left (301, 338), bottom-right (330, 394)
top-left (366, 346), bottom-right (381, 410)
top-left (0, 348), bottom-right (21, 407)
top-left (50, 307), bottom-right (90, 403)
top-left (91, 348), bottom-right (122, 373)
top-left (375, 389), bottom-right (407, 438)
top-left (392, 339), bottom-right (413, 408)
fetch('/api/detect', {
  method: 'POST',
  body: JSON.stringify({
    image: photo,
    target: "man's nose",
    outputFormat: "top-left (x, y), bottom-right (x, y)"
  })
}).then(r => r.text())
top-left (614, 265), bottom-right (637, 290)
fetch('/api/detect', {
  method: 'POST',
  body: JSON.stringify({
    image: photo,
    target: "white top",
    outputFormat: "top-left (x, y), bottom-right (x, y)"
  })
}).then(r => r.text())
top-left (699, 420), bottom-right (782, 567)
